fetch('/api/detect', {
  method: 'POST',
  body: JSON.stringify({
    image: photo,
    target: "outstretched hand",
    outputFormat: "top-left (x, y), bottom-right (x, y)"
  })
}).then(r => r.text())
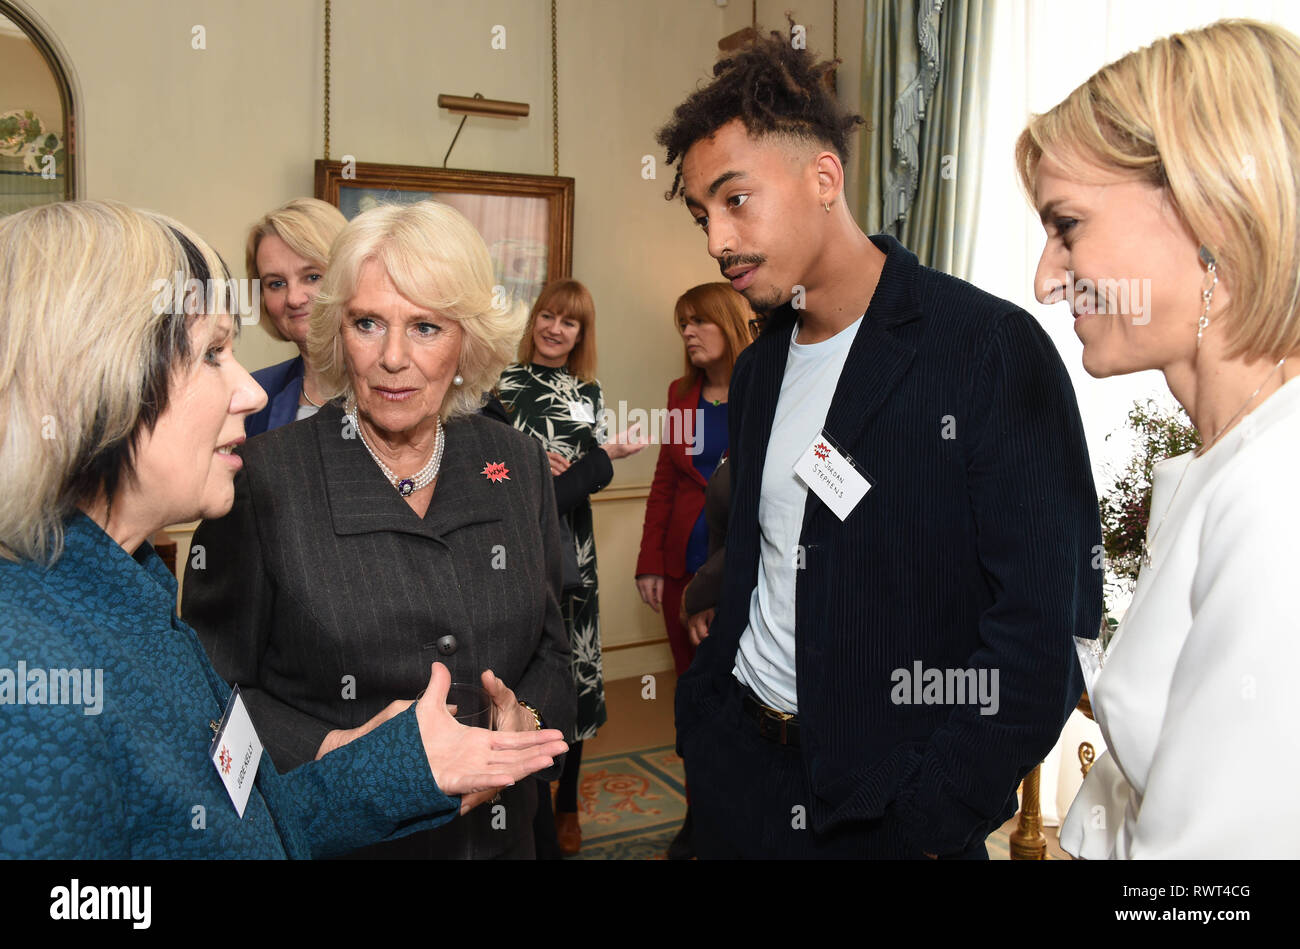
top-left (413, 662), bottom-right (567, 813)
top-left (603, 422), bottom-right (649, 460)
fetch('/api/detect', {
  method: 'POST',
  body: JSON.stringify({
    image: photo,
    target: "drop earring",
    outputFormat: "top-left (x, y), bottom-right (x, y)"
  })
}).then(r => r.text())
top-left (1197, 245), bottom-right (1217, 348)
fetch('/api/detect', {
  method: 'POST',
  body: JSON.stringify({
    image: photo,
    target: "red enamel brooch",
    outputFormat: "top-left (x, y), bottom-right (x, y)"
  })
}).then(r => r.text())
top-left (481, 461), bottom-right (510, 483)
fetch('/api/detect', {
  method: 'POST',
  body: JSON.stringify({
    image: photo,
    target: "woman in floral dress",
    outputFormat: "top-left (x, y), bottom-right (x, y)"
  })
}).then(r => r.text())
top-left (497, 279), bottom-right (644, 855)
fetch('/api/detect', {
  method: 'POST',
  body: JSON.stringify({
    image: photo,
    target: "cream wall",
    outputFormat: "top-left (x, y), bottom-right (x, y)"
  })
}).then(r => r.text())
top-left (19, 0), bottom-right (865, 681)
top-left (721, 1), bottom-right (866, 208)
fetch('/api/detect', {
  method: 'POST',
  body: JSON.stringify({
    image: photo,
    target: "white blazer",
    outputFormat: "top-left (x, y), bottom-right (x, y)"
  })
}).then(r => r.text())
top-left (1060, 375), bottom-right (1300, 858)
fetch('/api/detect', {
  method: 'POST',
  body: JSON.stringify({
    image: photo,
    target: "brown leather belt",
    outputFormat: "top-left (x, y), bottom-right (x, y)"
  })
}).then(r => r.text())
top-left (740, 687), bottom-right (801, 746)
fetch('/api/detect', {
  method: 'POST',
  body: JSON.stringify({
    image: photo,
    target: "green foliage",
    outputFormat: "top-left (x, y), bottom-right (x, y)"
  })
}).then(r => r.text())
top-left (0, 110), bottom-right (43, 154)
top-left (1098, 399), bottom-right (1201, 621)
top-left (0, 110), bottom-right (65, 176)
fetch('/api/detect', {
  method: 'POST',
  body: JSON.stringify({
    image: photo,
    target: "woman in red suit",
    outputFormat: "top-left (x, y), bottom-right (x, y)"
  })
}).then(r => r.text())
top-left (635, 282), bottom-right (752, 676)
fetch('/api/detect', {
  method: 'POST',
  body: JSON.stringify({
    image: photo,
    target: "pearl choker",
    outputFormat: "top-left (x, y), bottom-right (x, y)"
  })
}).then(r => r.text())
top-left (345, 401), bottom-right (444, 497)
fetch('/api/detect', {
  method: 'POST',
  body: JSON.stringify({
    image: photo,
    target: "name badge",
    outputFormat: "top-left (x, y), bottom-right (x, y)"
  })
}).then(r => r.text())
top-left (793, 431), bottom-right (872, 521)
top-left (209, 685), bottom-right (264, 818)
top-left (567, 400), bottom-right (595, 424)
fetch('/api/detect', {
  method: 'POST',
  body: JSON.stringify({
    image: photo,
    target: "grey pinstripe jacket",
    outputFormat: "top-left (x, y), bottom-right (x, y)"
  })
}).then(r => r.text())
top-left (182, 402), bottom-right (574, 858)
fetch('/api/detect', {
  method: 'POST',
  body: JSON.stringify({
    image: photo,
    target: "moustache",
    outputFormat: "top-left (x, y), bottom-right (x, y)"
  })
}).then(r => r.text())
top-left (720, 254), bottom-right (765, 276)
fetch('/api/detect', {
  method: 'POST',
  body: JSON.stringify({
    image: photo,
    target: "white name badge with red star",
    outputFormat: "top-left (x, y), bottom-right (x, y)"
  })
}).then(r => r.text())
top-left (568, 400), bottom-right (595, 424)
top-left (209, 685), bottom-right (264, 818)
top-left (793, 431), bottom-right (872, 521)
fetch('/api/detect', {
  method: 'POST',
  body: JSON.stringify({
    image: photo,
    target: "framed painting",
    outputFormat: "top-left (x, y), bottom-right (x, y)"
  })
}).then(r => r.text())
top-left (315, 159), bottom-right (574, 311)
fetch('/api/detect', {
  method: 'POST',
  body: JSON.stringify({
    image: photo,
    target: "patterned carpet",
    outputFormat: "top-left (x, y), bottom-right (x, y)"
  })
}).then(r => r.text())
top-left (565, 745), bottom-right (688, 860)
top-left (564, 743), bottom-right (1024, 859)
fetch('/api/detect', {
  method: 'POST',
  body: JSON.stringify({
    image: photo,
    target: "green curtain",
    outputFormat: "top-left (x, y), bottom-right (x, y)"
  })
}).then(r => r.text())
top-left (857, 0), bottom-right (994, 279)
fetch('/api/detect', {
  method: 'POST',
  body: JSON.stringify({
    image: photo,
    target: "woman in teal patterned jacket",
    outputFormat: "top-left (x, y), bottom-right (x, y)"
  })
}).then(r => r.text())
top-left (0, 200), bottom-right (566, 858)
top-left (496, 279), bottom-right (645, 855)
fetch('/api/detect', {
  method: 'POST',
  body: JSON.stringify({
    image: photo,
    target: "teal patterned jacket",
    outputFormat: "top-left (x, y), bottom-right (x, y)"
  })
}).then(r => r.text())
top-left (0, 514), bottom-right (458, 858)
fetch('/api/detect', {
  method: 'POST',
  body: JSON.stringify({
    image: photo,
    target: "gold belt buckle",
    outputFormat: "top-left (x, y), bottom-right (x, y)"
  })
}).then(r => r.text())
top-left (761, 704), bottom-right (795, 743)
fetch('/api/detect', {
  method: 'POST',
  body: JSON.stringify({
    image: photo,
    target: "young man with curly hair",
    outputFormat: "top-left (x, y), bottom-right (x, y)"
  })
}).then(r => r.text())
top-left (657, 29), bottom-right (1102, 859)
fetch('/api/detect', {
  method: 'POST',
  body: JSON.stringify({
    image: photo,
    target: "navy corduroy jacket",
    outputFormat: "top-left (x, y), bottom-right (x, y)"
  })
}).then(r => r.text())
top-left (675, 235), bottom-right (1102, 856)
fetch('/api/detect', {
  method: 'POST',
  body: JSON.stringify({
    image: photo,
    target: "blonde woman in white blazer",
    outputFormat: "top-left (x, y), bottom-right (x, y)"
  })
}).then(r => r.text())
top-left (1016, 18), bottom-right (1300, 858)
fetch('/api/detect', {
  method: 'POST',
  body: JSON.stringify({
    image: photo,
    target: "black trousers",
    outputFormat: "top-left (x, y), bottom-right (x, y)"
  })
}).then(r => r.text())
top-left (681, 675), bottom-right (988, 860)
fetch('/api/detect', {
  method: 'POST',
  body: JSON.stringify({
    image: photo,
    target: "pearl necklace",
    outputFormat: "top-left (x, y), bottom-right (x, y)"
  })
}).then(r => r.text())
top-left (346, 402), bottom-right (445, 498)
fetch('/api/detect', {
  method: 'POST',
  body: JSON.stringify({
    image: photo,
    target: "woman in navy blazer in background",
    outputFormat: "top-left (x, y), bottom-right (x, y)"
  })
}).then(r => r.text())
top-left (244, 197), bottom-right (346, 436)
top-left (635, 283), bottom-right (752, 676)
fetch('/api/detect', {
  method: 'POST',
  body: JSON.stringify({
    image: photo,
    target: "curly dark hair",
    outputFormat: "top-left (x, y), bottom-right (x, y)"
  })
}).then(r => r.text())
top-left (655, 23), bottom-right (865, 201)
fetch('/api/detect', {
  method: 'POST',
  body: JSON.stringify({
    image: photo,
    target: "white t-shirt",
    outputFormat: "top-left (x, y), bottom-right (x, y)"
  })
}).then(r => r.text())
top-left (732, 314), bottom-right (864, 713)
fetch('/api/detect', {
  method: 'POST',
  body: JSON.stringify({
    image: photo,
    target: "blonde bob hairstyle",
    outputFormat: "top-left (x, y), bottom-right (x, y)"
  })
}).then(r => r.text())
top-left (671, 282), bottom-right (753, 399)
top-left (1016, 18), bottom-right (1300, 361)
top-left (245, 197), bottom-right (347, 341)
top-left (516, 279), bottom-right (598, 382)
top-left (0, 200), bottom-right (236, 564)
top-left (308, 200), bottom-right (528, 421)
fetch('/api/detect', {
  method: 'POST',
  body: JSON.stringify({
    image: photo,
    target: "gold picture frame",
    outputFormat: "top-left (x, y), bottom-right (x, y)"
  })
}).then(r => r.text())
top-left (315, 159), bottom-right (574, 310)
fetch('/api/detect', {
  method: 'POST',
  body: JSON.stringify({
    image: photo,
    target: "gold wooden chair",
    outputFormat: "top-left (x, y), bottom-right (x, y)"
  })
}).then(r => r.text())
top-left (1009, 693), bottom-right (1095, 859)
top-left (1076, 691), bottom-right (1096, 778)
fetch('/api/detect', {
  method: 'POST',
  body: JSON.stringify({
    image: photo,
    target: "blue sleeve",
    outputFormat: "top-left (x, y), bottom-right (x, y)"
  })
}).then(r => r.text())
top-left (0, 699), bottom-right (127, 858)
top-left (274, 705), bottom-right (461, 858)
